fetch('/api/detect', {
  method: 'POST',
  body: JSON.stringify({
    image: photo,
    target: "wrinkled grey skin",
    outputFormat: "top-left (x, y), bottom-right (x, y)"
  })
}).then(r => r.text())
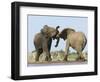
top-left (34, 25), bottom-right (60, 61)
top-left (56, 28), bottom-right (87, 61)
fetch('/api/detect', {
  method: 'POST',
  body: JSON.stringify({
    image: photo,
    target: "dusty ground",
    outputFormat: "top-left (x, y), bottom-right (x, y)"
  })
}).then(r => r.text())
top-left (27, 50), bottom-right (87, 65)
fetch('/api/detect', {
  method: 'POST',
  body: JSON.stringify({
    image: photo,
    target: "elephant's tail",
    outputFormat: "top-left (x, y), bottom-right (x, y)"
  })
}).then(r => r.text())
top-left (82, 35), bottom-right (87, 51)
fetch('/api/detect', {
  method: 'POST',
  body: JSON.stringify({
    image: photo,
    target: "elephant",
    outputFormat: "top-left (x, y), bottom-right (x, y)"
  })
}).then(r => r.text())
top-left (56, 28), bottom-right (87, 61)
top-left (33, 25), bottom-right (60, 61)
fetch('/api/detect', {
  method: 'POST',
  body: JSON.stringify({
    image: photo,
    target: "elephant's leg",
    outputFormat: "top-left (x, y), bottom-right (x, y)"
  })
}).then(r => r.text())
top-left (35, 49), bottom-right (43, 61)
top-left (35, 52), bottom-right (40, 61)
top-left (48, 40), bottom-right (52, 61)
top-left (48, 38), bottom-right (52, 52)
top-left (42, 38), bottom-right (51, 61)
top-left (77, 50), bottom-right (85, 61)
top-left (64, 40), bottom-right (69, 61)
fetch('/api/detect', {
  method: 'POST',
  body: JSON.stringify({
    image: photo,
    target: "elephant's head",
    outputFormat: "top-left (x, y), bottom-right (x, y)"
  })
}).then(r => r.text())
top-left (57, 28), bottom-right (75, 40)
top-left (55, 28), bottom-right (75, 47)
top-left (41, 25), bottom-right (60, 39)
top-left (41, 25), bottom-right (60, 47)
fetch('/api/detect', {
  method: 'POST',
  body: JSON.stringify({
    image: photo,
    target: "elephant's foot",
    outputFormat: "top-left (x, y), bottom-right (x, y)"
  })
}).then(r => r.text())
top-left (64, 55), bottom-right (68, 61)
top-left (48, 57), bottom-right (52, 62)
top-left (35, 55), bottom-right (40, 62)
top-left (39, 54), bottom-right (51, 62)
top-left (46, 55), bottom-right (52, 62)
top-left (76, 56), bottom-right (86, 61)
top-left (35, 57), bottom-right (39, 62)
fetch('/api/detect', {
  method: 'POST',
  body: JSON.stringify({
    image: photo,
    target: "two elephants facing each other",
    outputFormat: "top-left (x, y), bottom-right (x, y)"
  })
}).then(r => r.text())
top-left (56, 28), bottom-right (87, 61)
top-left (33, 25), bottom-right (87, 62)
top-left (34, 25), bottom-right (60, 61)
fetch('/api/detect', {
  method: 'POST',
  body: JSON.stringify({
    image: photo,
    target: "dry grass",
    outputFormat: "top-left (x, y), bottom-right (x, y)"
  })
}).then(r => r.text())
top-left (27, 50), bottom-right (88, 64)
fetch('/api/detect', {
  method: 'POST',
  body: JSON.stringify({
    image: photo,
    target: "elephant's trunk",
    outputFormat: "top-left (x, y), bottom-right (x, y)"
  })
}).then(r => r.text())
top-left (55, 33), bottom-right (60, 47)
top-left (54, 26), bottom-right (60, 47)
top-left (55, 37), bottom-right (60, 47)
top-left (56, 26), bottom-right (60, 30)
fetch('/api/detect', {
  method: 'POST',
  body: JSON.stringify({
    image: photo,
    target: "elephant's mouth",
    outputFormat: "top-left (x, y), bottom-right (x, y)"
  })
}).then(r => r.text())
top-left (52, 36), bottom-right (56, 40)
top-left (52, 34), bottom-right (57, 40)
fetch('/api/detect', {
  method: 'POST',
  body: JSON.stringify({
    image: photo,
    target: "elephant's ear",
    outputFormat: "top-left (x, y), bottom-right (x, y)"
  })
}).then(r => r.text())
top-left (41, 25), bottom-right (49, 38)
top-left (59, 29), bottom-right (68, 40)
top-left (41, 25), bottom-right (48, 33)
top-left (60, 28), bottom-right (75, 40)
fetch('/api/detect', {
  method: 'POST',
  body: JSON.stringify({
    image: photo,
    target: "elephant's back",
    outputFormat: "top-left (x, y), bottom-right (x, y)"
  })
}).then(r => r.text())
top-left (34, 33), bottom-right (42, 40)
top-left (34, 33), bottom-right (42, 48)
top-left (69, 32), bottom-right (86, 40)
